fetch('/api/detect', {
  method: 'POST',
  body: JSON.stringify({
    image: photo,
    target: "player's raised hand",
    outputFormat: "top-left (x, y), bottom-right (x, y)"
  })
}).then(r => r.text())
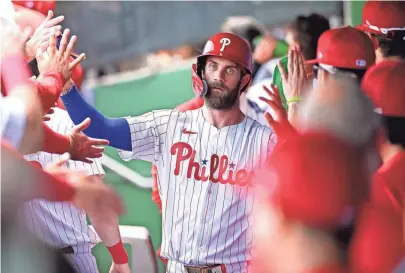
top-left (67, 118), bottom-right (110, 163)
top-left (277, 47), bottom-right (311, 102)
top-left (259, 84), bottom-right (297, 140)
top-left (109, 262), bottom-right (132, 273)
top-left (25, 10), bottom-right (64, 61)
top-left (36, 28), bottom-right (86, 82)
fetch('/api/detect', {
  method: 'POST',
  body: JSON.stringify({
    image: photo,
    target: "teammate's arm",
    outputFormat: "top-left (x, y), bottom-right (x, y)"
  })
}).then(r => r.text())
top-left (1, 25), bottom-right (44, 154)
top-left (85, 177), bottom-right (129, 267)
top-left (61, 82), bottom-right (132, 150)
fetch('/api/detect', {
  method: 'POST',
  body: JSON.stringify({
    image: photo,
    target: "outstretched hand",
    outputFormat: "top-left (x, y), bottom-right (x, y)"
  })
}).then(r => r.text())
top-left (277, 47), bottom-right (312, 102)
top-left (68, 118), bottom-right (109, 163)
top-left (259, 84), bottom-right (297, 141)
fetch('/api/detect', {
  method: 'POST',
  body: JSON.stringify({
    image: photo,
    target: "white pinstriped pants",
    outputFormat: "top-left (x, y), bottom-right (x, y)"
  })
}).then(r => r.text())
top-left (63, 245), bottom-right (99, 273)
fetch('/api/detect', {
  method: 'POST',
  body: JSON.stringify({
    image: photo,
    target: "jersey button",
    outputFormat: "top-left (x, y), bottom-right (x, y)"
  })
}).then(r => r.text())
top-left (208, 189), bottom-right (212, 194)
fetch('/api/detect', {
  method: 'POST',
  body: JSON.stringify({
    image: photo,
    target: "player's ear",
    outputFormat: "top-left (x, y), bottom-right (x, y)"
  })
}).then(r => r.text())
top-left (239, 74), bottom-right (251, 92)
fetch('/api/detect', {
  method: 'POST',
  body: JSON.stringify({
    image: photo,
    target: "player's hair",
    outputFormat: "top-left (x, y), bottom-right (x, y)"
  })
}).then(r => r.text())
top-left (288, 14), bottom-right (330, 60)
top-left (298, 74), bottom-right (381, 147)
top-left (382, 116), bottom-right (405, 148)
top-left (372, 31), bottom-right (405, 60)
top-left (316, 66), bottom-right (367, 84)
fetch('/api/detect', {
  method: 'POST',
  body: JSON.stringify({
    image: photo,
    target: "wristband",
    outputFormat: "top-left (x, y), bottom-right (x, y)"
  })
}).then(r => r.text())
top-left (1, 55), bottom-right (31, 93)
top-left (107, 241), bottom-right (129, 264)
top-left (287, 97), bottom-right (302, 104)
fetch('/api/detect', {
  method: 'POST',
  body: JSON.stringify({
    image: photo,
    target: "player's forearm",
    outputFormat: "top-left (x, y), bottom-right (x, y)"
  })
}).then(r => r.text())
top-left (88, 210), bottom-right (121, 247)
top-left (41, 123), bottom-right (71, 154)
top-left (86, 176), bottom-right (129, 264)
top-left (1, 55), bottom-right (44, 153)
top-left (61, 84), bottom-right (132, 150)
top-left (32, 72), bottom-right (66, 112)
top-left (288, 103), bottom-right (300, 128)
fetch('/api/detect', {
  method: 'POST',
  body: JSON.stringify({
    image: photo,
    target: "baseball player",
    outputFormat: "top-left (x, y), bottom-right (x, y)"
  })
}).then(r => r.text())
top-left (22, 106), bottom-right (131, 273)
top-left (61, 32), bottom-right (276, 273)
top-left (253, 132), bottom-right (368, 273)
top-left (361, 60), bottom-right (405, 213)
top-left (356, 0), bottom-right (405, 63)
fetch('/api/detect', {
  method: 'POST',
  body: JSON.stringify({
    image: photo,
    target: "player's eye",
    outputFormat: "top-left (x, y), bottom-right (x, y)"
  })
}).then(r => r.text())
top-left (208, 63), bottom-right (217, 70)
top-left (226, 67), bottom-right (235, 75)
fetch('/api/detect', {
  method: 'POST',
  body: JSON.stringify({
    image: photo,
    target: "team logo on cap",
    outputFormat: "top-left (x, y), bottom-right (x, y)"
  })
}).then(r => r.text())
top-left (318, 52), bottom-right (323, 59)
top-left (356, 59), bottom-right (367, 67)
top-left (220, 38), bottom-right (231, 52)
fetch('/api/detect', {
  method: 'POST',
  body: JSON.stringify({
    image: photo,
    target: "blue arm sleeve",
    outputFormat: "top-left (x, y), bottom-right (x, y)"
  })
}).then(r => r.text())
top-left (61, 86), bottom-right (132, 151)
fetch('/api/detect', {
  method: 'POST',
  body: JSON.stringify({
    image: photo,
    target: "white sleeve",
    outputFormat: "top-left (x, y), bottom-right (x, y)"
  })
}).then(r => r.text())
top-left (0, 96), bottom-right (27, 149)
top-left (118, 109), bottom-right (174, 163)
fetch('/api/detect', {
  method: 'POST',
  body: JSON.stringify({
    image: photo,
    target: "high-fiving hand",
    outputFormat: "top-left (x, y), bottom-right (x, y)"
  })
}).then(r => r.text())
top-left (25, 10), bottom-right (64, 61)
top-left (36, 28), bottom-right (86, 82)
top-left (259, 84), bottom-right (297, 141)
top-left (45, 153), bottom-right (124, 216)
top-left (67, 118), bottom-right (110, 163)
top-left (277, 47), bottom-right (312, 103)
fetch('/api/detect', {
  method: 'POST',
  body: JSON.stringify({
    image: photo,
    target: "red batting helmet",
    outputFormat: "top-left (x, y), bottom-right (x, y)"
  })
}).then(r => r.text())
top-left (192, 32), bottom-right (253, 97)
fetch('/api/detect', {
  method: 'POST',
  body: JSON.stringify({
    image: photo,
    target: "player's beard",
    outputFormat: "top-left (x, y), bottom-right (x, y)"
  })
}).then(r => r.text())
top-left (204, 80), bottom-right (241, 110)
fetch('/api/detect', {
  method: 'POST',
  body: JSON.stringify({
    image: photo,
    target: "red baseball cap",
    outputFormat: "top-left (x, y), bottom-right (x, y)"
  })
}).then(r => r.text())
top-left (361, 60), bottom-right (405, 117)
top-left (349, 203), bottom-right (405, 273)
top-left (306, 26), bottom-right (375, 70)
top-left (356, 1), bottom-right (405, 35)
top-left (257, 132), bottom-right (369, 228)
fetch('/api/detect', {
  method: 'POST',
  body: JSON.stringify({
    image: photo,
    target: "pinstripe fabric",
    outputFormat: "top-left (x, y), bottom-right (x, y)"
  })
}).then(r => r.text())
top-left (22, 108), bottom-right (104, 273)
top-left (118, 108), bottom-right (276, 273)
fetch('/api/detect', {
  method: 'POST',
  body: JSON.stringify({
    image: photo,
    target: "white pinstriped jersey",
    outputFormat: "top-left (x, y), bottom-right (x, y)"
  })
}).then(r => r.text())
top-left (119, 107), bottom-right (276, 271)
top-left (22, 108), bottom-right (105, 251)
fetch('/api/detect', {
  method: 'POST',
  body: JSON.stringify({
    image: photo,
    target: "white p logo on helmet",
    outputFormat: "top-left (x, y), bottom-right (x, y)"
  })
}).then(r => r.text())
top-left (219, 38), bottom-right (231, 52)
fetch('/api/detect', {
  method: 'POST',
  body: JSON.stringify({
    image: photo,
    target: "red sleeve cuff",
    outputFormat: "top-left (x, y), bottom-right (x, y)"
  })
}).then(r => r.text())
top-left (33, 72), bottom-right (65, 112)
top-left (42, 123), bottom-right (71, 154)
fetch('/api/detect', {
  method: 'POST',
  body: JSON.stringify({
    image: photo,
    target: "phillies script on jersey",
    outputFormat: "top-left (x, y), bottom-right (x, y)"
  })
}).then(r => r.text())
top-left (171, 142), bottom-right (256, 187)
